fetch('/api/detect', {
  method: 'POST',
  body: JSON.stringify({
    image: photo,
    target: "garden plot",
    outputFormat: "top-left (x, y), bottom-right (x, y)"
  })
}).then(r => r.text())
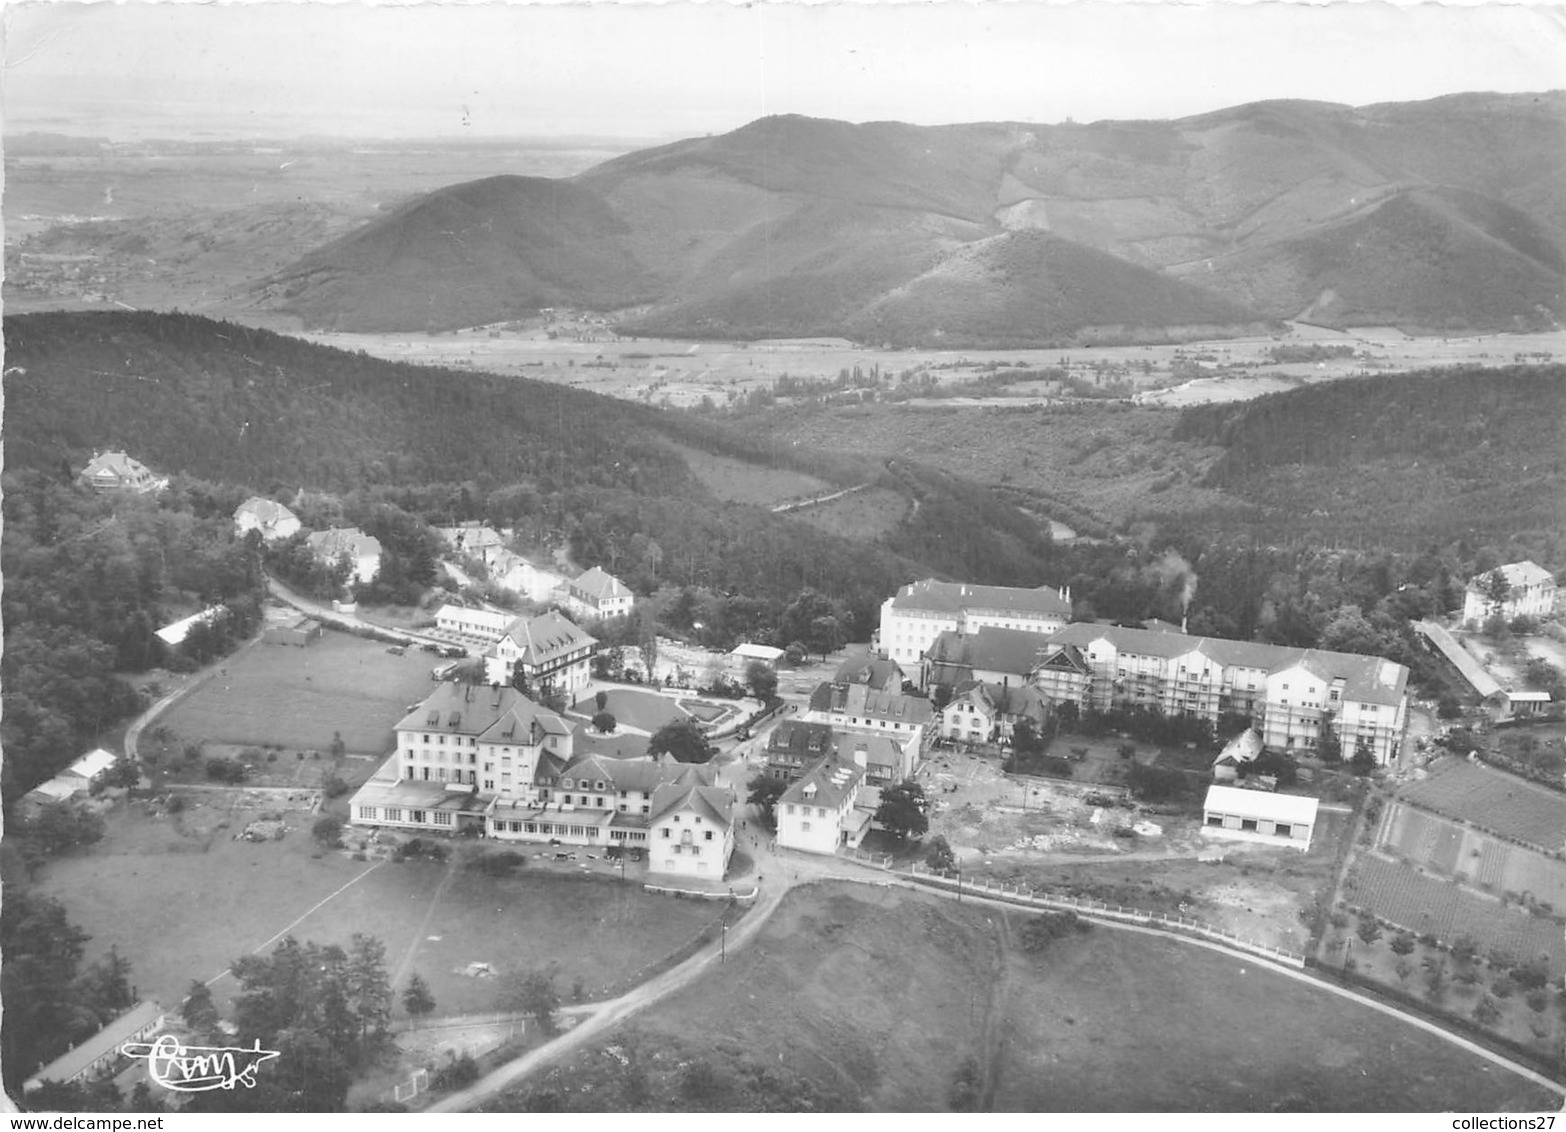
top-left (1397, 758), bottom-right (1566, 853)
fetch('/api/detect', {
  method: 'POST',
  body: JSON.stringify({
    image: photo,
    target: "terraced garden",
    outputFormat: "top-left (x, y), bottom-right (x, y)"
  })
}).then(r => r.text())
top-left (1398, 759), bottom-right (1566, 853)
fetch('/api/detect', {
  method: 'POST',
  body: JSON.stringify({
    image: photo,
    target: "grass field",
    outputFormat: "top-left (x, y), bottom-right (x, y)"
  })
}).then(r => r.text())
top-left (783, 486), bottom-right (909, 543)
top-left (35, 798), bottom-right (721, 1024)
top-left (1398, 758), bottom-right (1566, 854)
top-left (671, 443), bottom-right (835, 507)
top-left (572, 688), bottom-right (691, 733)
top-left (155, 631), bottom-right (441, 756)
top-left (492, 882), bottom-right (1561, 1112)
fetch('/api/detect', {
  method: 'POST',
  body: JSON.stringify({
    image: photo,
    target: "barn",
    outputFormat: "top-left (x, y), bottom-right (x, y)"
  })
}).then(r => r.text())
top-left (1201, 785), bottom-right (1318, 850)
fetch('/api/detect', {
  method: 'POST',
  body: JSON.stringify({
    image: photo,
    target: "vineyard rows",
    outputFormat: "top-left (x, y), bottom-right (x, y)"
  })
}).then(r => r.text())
top-left (1398, 759), bottom-right (1566, 853)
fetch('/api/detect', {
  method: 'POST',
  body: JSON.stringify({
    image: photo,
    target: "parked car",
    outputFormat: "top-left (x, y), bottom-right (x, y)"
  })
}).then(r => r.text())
top-left (386, 645), bottom-right (406, 656)
top-left (439, 645), bottom-right (467, 659)
top-left (419, 642), bottom-right (442, 654)
top-left (630, 849), bottom-right (643, 863)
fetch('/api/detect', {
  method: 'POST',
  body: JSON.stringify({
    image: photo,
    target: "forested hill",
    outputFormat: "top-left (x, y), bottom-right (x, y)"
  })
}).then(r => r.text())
top-left (2, 311), bottom-right (1060, 625)
top-left (1172, 365), bottom-right (1566, 549)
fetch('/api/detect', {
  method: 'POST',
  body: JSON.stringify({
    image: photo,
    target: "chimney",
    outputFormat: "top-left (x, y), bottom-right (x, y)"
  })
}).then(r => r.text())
top-left (1181, 613), bottom-right (1188, 635)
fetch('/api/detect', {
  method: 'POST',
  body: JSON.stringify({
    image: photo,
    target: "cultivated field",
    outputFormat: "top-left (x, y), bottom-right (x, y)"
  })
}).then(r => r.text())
top-left (495, 882), bottom-right (1562, 1112)
top-left (35, 798), bottom-right (722, 1023)
top-left (1397, 758), bottom-right (1566, 854)
top-left (1347, 855), bottom-right (1566, 975)
top-left (154, 630), bottom-right (441, 756)
top-left (1381, 803), bottom-right (1566, 910)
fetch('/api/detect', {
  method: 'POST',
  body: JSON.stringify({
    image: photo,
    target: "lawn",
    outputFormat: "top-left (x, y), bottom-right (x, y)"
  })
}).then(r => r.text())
top-left (494, 882), bottom-right (1564, 1112)
top-left (572, 688), bottom-right (691, 733)
top-left (35, 799), bottom-right (722, 1025)
top-left (154, 630), bottom-right (442, 756)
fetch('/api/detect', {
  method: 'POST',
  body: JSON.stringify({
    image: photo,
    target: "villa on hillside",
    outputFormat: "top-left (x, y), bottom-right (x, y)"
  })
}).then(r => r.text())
top-left (876, 578), bottom-right (1072, 671)
top-left (483, 610), bottom-right (597, 697)
top-left (556, 566), bottom-right (634, 621)
top-left (437, 522), bottom-right (509, 566)
top-left (233, 497), bottom-right (301, 542)
top-left (1033, 623), bottom-right (1410, 765)
top-left (77, 451), bottom-right (167, 494)
top-left (306, 527), bottom-right (383, 585)
top-left (1462, 561), bottom-right (1557, 625)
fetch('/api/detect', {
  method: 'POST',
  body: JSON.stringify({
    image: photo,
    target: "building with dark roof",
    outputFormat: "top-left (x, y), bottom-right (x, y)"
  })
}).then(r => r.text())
top-left (921, 626), bottom-right (1055, 690)
top-left (938, 681), bottom-right (1050, 746)
top-left (832, 655), bottom-right (906, 693)
top-left (805, 681), bottom-right (934, 758)
top-left (22, 1002), bottom-right (167, 1095)
top-left (764, 719), bottom-right (837, 781)
top-left (776, 754), bottom-right (869, 855)
top-left (877, 578), bottom-right (1071, 669)
top-left (483, 610), bottom-right (597, 696)
top-left (1037, 623), bottom-right (1410, 765)
top-left (649, 778), bottom-right (736, 877)
top-left (558, 566), bottom-right (635, 620)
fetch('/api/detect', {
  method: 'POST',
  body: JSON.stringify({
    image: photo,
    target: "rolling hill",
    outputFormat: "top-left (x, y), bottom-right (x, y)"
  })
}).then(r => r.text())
top-left (260, 92), bottom-right (1566, 342)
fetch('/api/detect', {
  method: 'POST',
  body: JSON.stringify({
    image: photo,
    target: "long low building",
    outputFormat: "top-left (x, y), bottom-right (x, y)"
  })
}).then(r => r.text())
top-left (1201, 785), bottom-right (1318, 850)
top-left (23, 1001), bottom-right (166, 1095)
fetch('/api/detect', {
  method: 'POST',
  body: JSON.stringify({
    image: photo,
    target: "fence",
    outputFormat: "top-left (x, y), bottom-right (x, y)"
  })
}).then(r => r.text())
top-left (383, 1017), bottom-right (526, 1106)
top-left (905, 862), bottom-right (1306, 967)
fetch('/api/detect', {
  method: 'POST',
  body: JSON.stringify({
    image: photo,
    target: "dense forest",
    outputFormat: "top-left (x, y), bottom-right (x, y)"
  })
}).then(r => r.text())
top-left (3, 311), bottom-right (1067, 634)
top-left (1171, 365), bottom-right (1566, 555)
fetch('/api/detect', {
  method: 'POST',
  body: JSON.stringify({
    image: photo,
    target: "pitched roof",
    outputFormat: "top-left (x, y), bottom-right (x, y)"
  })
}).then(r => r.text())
top-left (830, 732), bottom-right (904, 771)
top-left (732, 642), bottom-right (785, 662)
top-left (1048, 622), bottom-right (1408, 705)
top-left (1204, 784), bottom-right (1319, 826)
top-left (500, 610), bottom-right (597, 664)
top-left (766, 720), bottom-right (836, 758)
top-left (925, 626), bottom-right (1055, 677)
top-left (394, 684), bottom-right (570, 742)
top-left (155, 605), bottom-right (226, 646)
top-left (889, 578), bottom-right (1071, 619)
top-left (780, 755), bottom-right (865, 810)
top-left (79, 451), bottom-right (156, 483)
top-left (807, 681), bottom-right (934, 725)
top-left (306, 526), bottom-right (383, 560)
top-left (24, 1001), bottom-right (165, 1090)
top-left (67, 748), bottom-right (118, 780)
top-left (832, 655), bottom-right (904, 691)
top-left (649, 781), bottom-right (734, 827)
top-left (1466, 560), bottom-right (1554, 592)
top-left (571, 566), bottom-right (631, 602)
top-left (557, 753), bottom-right (668, 795)
top-left (234, 496), bottom-right (298, 527)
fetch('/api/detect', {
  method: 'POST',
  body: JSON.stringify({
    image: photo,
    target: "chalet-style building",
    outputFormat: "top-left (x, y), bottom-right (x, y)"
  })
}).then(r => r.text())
top-left (1462, 561), bottom-right (1557, 625)
top-left (1034, 623), bottom-right (1410, 765)
top-left (78, 451), bottom-right (167, 494)
top-left (233, 497), bottom-right (301, 542)
top-left (306, 527), bottom-right (383, 585)
top-left (557, 566), bottom-right (634, 621)
top-left (483, 610), bottom-right (596, 696)
top-left (877, 578), bottom-right (1071, 670)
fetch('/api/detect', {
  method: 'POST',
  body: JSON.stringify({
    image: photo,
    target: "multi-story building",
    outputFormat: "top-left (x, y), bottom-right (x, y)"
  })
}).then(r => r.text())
top-left (1035, 623), bottom-right (1409, 764)
top-left (648, 778), bottom-right (736, 878)
top-left (832, 655), bottom-right (906, 692)
top-left (776, 753), bottom-right (871, 855)
top-left (763, 719), bottom-right (837, 781)
top-left (938, 681), bottom-right (1049, 746)
top-left (306, 527), bottom-right (383, 585)
top-left (804, 680), bottom-right (934, 757)
top-left (830, 732), bottom-right (914, 787)
top-left (483, 610), bottom-right (596, 696)
top-left (921, 626), bottom-right (1056, 691)
top-left (77, 451), bottom-right (167, 494)
top-left (350, 683), bottom-right (575, 835)
top-left (556, 566), bottom-right (635, 621)
top-left (1461, 561), bottom-right (1557, 625)
top-left (877, 579), bottom-right (1072, 672)
top-left (233, 497), bottom-right (301, 542)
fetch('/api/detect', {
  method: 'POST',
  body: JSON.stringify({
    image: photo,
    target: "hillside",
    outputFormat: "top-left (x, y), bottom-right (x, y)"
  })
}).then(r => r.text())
top-left (261, 92), bottom-right (1566, 341)
top-left (2, 311), bottom-right (1062, 628)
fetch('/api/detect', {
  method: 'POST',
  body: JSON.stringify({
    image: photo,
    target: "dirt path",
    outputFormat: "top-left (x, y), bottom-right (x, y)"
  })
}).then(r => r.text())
top-left (976, 913), bottom-right (1012, 1111)
top-left (390, 856), bottom-right (462, 993)
top-left (426, 876), bottom-right (792, 1112)
top-left (123, 634), bottom-right (266, 763)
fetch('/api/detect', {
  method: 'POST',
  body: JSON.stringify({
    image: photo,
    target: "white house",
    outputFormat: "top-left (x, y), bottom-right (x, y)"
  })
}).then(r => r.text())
top-left (437, 523), bottom-right (509, 566)
top-left (492, 552), bottom-right (567, 604)
top-left (19, 749), bottom-right (122, 813)
top-left (77, 451), bottom-right (167, 494)
top-left (877, 579), bottom-right (1072, 670)
top-left (557, 566), bottom-right (635, 621)
top-left (647, 779), bottom-right (736, 877)
top-left (233, 497), bottom-right (301, 542)
top-left (306, 527), bottom-right (383, 585)
top-left (938, 681), bottom-right (1049, 746)
top-left (776, 754), bottom-right (867, 855)
top-left (435, 604), bottom-right (515, 641)
top-left (1201, 785), bottom-right (1318, 850)
top-left (155, 605), bottom-right (227, 648)
top-left (1462, 561), bottom-right (1557, 625)
top-left (483, 610), bottom-right (597, 695)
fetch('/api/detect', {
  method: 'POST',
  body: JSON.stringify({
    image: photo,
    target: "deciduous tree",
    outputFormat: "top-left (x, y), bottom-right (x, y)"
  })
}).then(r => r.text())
top-left (875, 779), bottom-right (929, 841)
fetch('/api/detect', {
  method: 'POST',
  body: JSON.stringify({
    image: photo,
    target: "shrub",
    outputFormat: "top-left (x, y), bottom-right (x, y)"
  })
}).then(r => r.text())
top-left (322, 775), bottom-right (350, 799)
top-left (166, 794), bottom-right (186, 814)
top-left (312, 815), bottom-right (344, 848)
top-left (204, 757), bottom-right (245, 784)
top-left (472, 850), bottom-right (527, 875)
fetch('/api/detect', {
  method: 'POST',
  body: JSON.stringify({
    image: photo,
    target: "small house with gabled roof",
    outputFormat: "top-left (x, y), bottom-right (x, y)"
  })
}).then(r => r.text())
top-left (557, 566), bottom-right (634, 620)
top-left (776, 754), bottom-right (867, 855)
top-left (234, 497), bottom-right (301, 542)
top-left (77, 451), bottom-right (167, 494)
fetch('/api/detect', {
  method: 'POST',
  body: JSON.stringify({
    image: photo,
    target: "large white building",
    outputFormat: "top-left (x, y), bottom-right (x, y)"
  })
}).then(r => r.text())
top-left (1201, 785), bottom-right (1318, 850)
top-left (776, 754), bottom-right (871, 855)
top-left (877, 579), bottom-right (1072, 670)
top-left (1032, 623), bottom-right (1410, 765)
top-left (483, 610), bottom-right (597, 696)
top-left (234, 497), bottom-right (301, 542)
top-left (556, 566), bottom-right (634, 621)
top-left (1462, 561), bottom-right (1557, 625)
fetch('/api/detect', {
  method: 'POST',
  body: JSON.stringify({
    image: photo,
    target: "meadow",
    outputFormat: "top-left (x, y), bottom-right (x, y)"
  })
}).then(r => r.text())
top-left (496, 882), bottom-right (1563, 1112)
top-left (153, 630), bottom-right (440, 756)
top-left (35, 799), bottom-right (721, 1025)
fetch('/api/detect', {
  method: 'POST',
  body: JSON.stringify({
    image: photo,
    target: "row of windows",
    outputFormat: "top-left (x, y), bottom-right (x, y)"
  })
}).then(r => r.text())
top-left (406, 748), bottom-right (479, 764)
top-left (660, 828), bottom-right (715, 841)
top-left (359, 806), bottom-right (451, 826)
top-left (405, 767), bottom-right (477, 784)
top-left (785, 803), bottom-right (830, 818)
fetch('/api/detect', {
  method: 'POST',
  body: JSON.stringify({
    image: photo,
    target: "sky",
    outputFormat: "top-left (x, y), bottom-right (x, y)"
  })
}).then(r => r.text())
top-left (4, 0), bottom-right (1566, 141)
